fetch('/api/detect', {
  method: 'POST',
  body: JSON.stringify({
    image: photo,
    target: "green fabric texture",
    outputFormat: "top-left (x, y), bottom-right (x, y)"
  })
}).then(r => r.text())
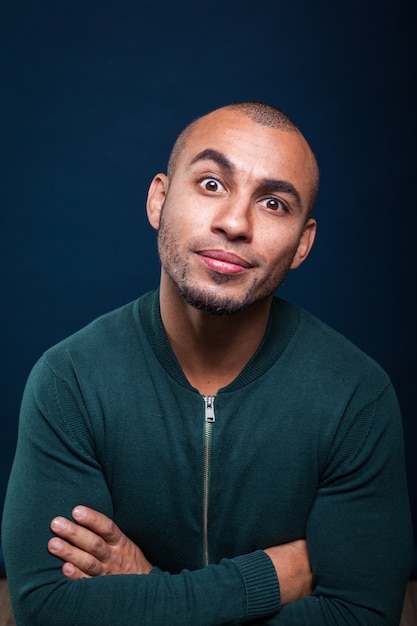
top-left (2, 291), bottom-right (412, 625)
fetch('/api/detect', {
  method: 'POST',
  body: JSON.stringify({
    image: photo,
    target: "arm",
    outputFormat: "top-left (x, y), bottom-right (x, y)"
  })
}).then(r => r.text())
top-left (48, 506), bottom-right (153, 578)
top-left (47, 381), bottom-right (411, 625)
top-left (3, 353), bottom-right (411, 625)
top-left (47, 506), bottom-right (311, 603)
top-left (257, 383), bottom-right (413, 625)
top-left (1, 356), bottom-right (281, 625)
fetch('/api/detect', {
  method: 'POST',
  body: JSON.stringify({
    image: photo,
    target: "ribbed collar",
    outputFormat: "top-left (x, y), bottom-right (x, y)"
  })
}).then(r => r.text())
top-left (138, 289), bottom-right (299, 393)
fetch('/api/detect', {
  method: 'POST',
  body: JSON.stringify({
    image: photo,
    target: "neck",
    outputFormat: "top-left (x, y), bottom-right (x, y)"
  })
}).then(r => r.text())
top-left (159, 273), bottom-right (272, 395)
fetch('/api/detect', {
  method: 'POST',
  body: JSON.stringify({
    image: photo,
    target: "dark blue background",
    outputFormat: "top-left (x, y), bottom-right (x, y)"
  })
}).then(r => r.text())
top-left (1, 1), bottom-right (416, 576)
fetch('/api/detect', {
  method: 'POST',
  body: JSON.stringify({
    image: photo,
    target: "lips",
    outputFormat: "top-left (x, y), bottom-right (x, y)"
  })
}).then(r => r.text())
top-left (198, 249), bottom-right (252, 275)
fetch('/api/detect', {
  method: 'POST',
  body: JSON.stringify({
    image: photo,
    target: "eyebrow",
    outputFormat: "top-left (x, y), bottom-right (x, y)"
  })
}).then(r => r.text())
top-left (189, 148), bottom-right (302, 211)
top-left (258, 179), bottom-right (302, 210)
top-left (189, 148), bottom-right (235, 173)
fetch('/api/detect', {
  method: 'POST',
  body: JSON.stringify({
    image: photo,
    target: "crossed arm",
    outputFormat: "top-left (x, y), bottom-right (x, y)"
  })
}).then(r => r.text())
top-left (48, 505), bottom-right (312, 606)
top-left (3, 358), bottom-right (412, 624)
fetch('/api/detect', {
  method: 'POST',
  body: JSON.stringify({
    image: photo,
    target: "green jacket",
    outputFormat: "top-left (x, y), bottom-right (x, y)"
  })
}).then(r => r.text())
top-left (2, 291), bottom-right (412, 624)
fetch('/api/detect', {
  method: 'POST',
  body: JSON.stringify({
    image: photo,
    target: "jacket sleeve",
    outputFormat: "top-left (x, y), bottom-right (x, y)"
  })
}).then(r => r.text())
top-left (252, 383), bottom-right (413, 625)
top-left (2, 356), bottom-right (279, 626)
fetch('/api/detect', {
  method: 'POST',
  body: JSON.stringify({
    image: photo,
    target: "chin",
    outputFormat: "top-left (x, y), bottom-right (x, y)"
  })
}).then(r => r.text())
top-left (179, 283), bottom-right (274, 316)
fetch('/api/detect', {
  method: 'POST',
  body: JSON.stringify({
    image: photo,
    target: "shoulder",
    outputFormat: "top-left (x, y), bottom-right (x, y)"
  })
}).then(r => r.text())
top-left (37, 291), bottom-right (157, 381)
top-left (272, 297), bottom-right (391, 395)
top-left (271, 300), bottom-right (402, 475)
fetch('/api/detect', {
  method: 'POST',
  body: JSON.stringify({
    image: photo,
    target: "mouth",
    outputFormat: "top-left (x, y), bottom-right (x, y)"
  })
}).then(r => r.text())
top-left (197, 249), bottom-right (253, 275)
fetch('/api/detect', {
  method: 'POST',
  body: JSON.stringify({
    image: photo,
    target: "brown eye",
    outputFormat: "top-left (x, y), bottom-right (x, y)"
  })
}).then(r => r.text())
top-left (261, 198), bottom-right (287, 212)
top-left (266, 199), bottom-right (280, 210)
top-left (205, 180), bottom-right (218, 191)
top-left (199, 178), bottom-right (225, 193)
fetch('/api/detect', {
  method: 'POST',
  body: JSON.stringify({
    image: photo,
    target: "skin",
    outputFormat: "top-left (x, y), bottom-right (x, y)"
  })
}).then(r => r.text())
top-left (48, 506), bottom-right (311, 605)
top-left (48, 107), bottom-right (317, 604)
top-left (148, 108), bottom-right (316, 393)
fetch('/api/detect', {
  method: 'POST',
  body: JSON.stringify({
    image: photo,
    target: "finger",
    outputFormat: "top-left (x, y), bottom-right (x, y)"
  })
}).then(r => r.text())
top-left (48, 537), bottom-right (103, 577)
top-left (50, 517), bottom-right (111, 562)
top-left (62, 561), bottom-right (91, 580)
top-left (71, 506), bottom-right (122, 545)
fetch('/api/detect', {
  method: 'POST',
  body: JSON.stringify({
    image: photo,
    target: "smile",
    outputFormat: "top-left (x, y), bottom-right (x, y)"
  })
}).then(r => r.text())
top-left (198, 249), bottom-right (252, 276)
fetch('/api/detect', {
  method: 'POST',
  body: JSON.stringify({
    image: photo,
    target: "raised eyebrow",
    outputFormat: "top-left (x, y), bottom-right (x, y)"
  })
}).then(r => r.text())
top-left (188, 149), bottom-right (235, 173)
top-left (259, 179), bottom-right (302, 210)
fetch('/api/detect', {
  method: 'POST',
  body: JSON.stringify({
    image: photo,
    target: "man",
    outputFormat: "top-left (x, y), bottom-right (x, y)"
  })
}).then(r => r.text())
top-left (2, 102), bottom-right (412, 624)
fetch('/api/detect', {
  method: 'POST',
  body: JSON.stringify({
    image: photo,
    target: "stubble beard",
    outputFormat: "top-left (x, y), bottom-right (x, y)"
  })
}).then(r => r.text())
top-left (157, 211), bottom-right (294, 316)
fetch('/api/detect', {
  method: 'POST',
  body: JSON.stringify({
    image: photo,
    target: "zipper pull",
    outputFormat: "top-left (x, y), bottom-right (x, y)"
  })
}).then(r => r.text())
top-left (204, 396), bottom-right (216, 423)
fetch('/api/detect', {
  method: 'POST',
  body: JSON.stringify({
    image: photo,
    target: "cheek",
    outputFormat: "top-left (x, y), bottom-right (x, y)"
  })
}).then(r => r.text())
top-left (259, 229), bottom-right (302, 262)
top-left (162, 201), bottom-right (207, 239)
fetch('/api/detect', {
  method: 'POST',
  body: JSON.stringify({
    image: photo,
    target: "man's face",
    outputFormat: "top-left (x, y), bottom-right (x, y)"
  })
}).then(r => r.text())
top-left (147, 109), bottom-right (317, 315)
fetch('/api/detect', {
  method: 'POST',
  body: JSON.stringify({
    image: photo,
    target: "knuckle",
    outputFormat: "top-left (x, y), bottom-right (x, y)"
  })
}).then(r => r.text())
top-left (85, 556), bottom-right (100, 575)
top-left (103, 518), bottom-right (115, 536)
top-left (91, 536), bottom-right (103, 553)
top-left (105, 521), bottom-right (122, 545)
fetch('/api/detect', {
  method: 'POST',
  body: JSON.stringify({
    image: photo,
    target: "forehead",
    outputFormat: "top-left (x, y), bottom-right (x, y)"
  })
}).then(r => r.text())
top-left (177, 110), bottom-right (314, 198)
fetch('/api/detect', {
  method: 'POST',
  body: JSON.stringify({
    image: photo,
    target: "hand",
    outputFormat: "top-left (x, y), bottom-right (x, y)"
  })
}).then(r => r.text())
top-left (48, 505), bottom-right (152, 580)
top-left (264, 540), bottom-right (312, 605)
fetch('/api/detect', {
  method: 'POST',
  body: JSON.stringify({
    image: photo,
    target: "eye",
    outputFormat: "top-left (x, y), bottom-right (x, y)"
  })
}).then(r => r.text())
top-left (199, 178), bottom-right (225, 193)
top-left (260, 197), bottom-right (288, 213)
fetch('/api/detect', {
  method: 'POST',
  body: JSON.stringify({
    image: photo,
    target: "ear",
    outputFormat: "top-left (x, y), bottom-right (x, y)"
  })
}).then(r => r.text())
top-left (146, 174), bottom-right (169, 230)
top-left (290, 218), bottom-right (317, 269)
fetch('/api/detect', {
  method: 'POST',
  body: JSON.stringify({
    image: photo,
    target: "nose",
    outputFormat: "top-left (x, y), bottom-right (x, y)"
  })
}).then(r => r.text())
top-left (211, 195), bottom-right (253, 241)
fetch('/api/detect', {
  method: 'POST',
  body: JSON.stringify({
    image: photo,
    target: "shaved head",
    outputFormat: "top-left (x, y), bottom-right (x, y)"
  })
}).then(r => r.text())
top-left (167, 102), bottom-right (319, 215)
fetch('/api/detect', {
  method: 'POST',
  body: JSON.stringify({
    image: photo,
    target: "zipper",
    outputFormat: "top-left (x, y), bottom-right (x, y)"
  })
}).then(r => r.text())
top-left (203, 395), bottom-right (215, 566)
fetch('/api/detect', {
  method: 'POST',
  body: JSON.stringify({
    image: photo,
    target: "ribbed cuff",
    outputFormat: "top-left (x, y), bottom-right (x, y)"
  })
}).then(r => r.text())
top-left (233, 550), bottom-right (280, 620)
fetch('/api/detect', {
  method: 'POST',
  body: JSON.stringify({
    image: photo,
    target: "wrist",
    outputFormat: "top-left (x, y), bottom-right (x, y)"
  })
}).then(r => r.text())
top-left (233, 550), bottom-right (280, 620)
